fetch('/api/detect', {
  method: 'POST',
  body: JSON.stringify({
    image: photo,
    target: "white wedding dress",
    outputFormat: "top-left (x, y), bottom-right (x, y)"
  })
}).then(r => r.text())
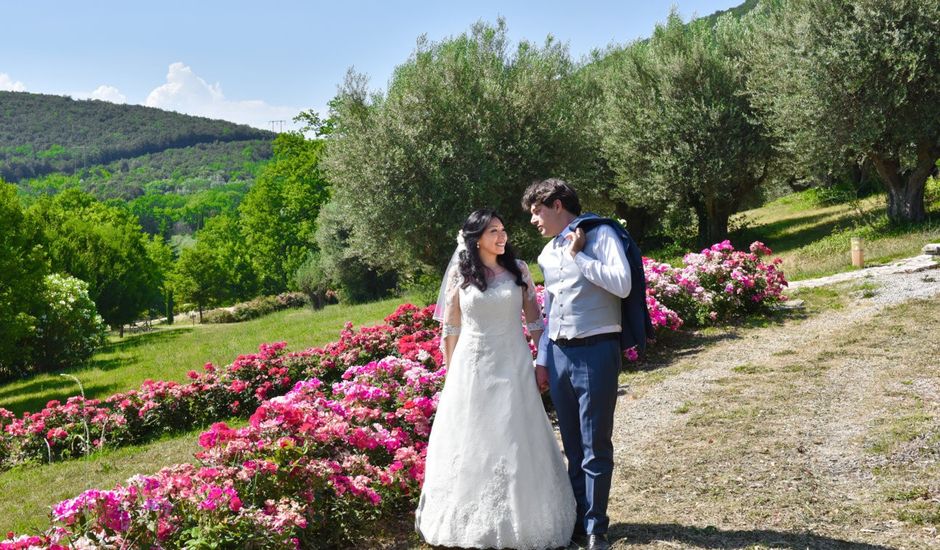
top-left (416, 262), bottom-right (576, 549)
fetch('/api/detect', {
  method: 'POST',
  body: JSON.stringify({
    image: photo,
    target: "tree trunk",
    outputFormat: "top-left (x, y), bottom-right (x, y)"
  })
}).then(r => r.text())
top-left (166, 289), bottom-right (174, 325)
top-left (613, 204), bottom-right (653, 243)
top-left (704, 211), bottom-right (730, 246)
top-left (871, 144), bottom-right (937, 224)
top-left (886, 181), bottom-right (926, 223)
top-left (701, 198), bottom-right (732, 247)
top-left (119, 325), bottom-right (124, 338)
top-left (692, 199), bottom-right (709, 249)
top-left (198, 306), bottom-right (203, 324)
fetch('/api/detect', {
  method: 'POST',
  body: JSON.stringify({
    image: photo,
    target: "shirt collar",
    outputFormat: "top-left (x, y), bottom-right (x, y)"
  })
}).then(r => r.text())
top-left (552, 227), bottom-right (573, 248)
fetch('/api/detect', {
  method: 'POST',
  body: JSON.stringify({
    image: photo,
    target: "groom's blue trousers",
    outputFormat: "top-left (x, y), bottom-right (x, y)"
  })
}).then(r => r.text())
top-left (546, 336), bottom-right (621, 536)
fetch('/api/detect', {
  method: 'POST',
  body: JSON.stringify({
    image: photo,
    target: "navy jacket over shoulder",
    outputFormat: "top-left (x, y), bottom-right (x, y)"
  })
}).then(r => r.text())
top-left (570, 213), bottom-right (654, 355)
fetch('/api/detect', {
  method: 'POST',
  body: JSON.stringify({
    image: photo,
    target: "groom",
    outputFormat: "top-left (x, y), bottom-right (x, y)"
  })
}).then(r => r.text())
top-left (523, 178), bottom-right (651, 550)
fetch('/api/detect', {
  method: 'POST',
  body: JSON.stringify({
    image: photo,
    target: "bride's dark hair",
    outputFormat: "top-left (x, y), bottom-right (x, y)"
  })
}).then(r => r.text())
top-left (458, 208), bottom-right (528, 293)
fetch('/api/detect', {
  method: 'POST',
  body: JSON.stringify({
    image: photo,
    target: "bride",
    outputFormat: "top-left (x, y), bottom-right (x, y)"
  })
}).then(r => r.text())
top-left (416, 208), bottom-right (576, 549)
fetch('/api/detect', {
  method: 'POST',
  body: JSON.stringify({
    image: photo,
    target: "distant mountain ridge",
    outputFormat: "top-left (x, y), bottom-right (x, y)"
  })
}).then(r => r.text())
top-left (701, 0), bottom-right (759, 23)
top-left (0, 91), bottom-right (275, 182)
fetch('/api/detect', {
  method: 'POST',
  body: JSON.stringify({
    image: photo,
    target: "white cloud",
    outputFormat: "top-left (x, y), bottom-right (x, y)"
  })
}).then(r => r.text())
top-left (0, 73), bottom-right (26, 92)
top-left (145, 62), bottom-right (299, 130)
top-left (89, 85), bottom-right (127, 104)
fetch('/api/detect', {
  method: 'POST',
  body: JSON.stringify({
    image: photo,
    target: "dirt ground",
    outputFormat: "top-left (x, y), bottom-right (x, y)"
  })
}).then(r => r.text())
top-left (607, 262), bottom-right (939, 549)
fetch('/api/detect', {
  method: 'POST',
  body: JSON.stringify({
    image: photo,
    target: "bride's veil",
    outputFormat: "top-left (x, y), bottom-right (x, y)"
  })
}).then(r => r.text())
top-left (432, 230), bottom-right (466, 322)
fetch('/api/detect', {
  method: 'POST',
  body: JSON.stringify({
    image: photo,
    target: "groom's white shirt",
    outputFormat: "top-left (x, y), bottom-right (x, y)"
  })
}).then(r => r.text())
top-left (536, 224), bottom-right (632, 365)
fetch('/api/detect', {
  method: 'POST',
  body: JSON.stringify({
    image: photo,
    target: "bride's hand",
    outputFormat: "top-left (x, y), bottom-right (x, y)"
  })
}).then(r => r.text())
top-left (534, 365), bottom-right (549, 393)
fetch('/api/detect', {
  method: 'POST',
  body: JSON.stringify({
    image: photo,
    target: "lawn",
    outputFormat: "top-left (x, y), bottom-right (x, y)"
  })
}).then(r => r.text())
top-left (730, 184), bottom-right (940, 280)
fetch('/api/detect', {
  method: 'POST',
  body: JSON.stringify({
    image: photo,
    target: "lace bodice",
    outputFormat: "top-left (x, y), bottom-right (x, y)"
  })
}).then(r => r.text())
top-left (442, 261), bottom-right (543, 339)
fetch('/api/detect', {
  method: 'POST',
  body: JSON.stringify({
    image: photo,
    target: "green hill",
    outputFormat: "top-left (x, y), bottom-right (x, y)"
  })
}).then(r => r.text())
top-left (700, 0), bottom-right (759, 23)
top-left (0, 91), bottom-right (275, 182)
top-left (19, 138), bottom-right (274, 201)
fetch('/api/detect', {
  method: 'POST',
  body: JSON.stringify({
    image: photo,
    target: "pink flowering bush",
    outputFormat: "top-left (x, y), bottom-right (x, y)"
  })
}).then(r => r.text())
top-left (0, 309), bottom-right (441, 472)
top-left (293, 305), bottom-right (441, 382)
top-left (537, 241), bottom-right (785, 363)
top-left (645, 240), bottom-right (787, 326)
top-left (0, 343), bottom-right (306, 469)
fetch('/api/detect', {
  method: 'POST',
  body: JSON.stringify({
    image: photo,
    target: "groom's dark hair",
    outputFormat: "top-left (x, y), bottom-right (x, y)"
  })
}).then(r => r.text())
top-left (521, 178), bottom-right (582, 215)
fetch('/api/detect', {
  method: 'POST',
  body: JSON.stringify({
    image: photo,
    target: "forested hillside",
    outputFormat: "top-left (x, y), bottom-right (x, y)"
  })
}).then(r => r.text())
top-left (17, 139), bottom-right (273, 201)
top-left (0, 91), bottom-right (273, 181)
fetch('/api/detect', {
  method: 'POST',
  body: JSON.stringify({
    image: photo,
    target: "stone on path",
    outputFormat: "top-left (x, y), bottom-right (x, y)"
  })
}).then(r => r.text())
top-left (771, 299), bottom-right (805, 311)
top-left (788, 254), bottom-right (940, 290)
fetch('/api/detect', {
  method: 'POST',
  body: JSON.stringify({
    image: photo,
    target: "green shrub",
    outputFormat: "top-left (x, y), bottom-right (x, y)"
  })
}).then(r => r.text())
top-left (30, 273), bottom-right (108, 373)
top-left (397, 272), bottom-right (442, 308)
top-left (202, 292), bottom-right (309, 324)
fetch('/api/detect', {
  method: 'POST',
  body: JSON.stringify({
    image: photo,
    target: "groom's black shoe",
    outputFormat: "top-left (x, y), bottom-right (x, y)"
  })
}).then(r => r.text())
top-left (587, 534), bottom-right (611, 550)
top-left (568, 533), bottom-right (589, 549)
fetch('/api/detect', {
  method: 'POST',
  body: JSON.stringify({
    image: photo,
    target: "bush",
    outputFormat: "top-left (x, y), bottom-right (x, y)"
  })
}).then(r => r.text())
top-left (645, 241), bottom-right (788, 326)
top-left (202, 292), bottom-right (309, 324)
top-left (314, 201), bottom-right (400, 304)
top-left (30, 274), bottom-right (108, 374)
top-left (7, 357), bottom-right (442, 549)
top-left (397, 271), bottom-right (443, 308)
top-left (926, 174), bottom-right (940, 211)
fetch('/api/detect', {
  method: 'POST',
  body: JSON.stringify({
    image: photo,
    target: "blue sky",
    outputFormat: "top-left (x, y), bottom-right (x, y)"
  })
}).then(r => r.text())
top-left (1, 1), bottom-right (743, 130)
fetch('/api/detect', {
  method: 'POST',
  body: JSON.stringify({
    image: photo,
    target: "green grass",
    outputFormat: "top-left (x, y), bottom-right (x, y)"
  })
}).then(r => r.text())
top-left (645, 182), bottom-right (940, 278)
top-left (528, 262), bottom-right (544, 285)
top-left (0, 425), bottom-right (204, 533)
top-left (0, 294), bottom-right (418, 416)
top-left (730, 185), bottom-right (940, 281)
top-left (867, 412), bottom-right (933, 456)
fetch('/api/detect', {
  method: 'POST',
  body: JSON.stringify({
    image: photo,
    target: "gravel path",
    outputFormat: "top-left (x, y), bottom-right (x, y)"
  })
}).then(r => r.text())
top-left (788, 254), bottom-right (939, 292)
top-left (608, 254), bottom-right (940, 549)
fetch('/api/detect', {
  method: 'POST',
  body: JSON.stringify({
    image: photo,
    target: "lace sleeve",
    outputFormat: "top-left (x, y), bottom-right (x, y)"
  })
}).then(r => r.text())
top-left (517, 260), bottom-right (544, 333)
top-left (442, 268), bottom-right (462, 337)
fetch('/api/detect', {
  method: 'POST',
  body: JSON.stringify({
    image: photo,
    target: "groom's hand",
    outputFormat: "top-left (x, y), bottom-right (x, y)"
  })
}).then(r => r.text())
top-left (534, 365), bottom-right (549, 393)
top-left (565, 228), bottom-right (586, 257)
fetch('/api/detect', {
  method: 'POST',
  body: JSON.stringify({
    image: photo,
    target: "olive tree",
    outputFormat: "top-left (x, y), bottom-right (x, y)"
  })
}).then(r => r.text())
top-left (322, 20), bottom-right (599, 276)
top-left (599, 11), bottom-right (776, 245)
top-left (748, 0), bottom-right (940, 222)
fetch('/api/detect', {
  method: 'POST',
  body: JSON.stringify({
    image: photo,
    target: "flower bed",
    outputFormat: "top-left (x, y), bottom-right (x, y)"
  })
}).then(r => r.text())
top-left (0, 243), bottom-right (786, 471)
top-left (645, 240), bottom-right (787, 327)
top-left (3, 357), bottom-right (443, 549)
top-left (0, 305), bottom-right (440, 472)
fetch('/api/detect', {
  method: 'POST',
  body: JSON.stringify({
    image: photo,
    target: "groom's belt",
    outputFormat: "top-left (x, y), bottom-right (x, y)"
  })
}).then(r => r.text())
top-left (552, 332), bottom-right (620, 348)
